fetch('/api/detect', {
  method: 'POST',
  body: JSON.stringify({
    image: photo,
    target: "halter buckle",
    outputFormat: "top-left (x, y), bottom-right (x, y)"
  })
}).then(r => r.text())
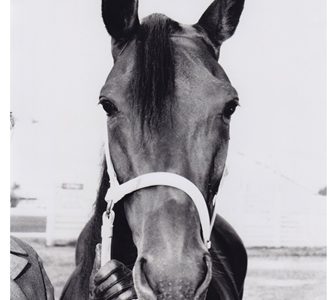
top-left (106, 199), bottom-right (115, 219)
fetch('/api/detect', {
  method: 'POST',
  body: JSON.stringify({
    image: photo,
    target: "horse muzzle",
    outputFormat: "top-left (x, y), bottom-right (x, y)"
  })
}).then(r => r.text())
top-left (132, 251), bottom-right (212, 300)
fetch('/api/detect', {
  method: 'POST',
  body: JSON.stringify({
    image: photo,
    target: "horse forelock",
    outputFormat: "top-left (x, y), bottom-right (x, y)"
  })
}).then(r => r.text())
top-left (131, 14), bottom-right (181, 132)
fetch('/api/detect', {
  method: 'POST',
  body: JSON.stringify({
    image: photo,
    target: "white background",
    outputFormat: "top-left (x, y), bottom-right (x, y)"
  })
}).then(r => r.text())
top-left (1, 0), bottom-right (332, 298)
top-left (10, 0), bottom-right (326, 196)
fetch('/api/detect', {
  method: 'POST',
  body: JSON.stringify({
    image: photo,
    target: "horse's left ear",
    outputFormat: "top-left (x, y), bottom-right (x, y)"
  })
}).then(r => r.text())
top-left (102, 0), bottom-right (140, 45)
top-left (196, 0), bottom-right (245, 48)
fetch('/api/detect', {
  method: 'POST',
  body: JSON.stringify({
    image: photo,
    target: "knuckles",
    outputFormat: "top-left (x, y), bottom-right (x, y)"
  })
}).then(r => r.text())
top-left (92, 260), bottom-right (135, 300)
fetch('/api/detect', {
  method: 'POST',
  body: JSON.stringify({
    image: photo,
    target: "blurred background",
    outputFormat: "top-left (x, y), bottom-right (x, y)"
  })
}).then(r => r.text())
top-left (10, 0), bottom-right (326, 299)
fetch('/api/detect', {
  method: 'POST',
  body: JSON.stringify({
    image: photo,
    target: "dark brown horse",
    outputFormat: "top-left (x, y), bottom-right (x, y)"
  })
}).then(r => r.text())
top-left (61, 0), bottom-right (247, 299)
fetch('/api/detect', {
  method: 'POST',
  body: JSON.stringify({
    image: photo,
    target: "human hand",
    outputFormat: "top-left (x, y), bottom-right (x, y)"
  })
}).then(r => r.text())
top-left (89, 244), bottom-right (137, 300)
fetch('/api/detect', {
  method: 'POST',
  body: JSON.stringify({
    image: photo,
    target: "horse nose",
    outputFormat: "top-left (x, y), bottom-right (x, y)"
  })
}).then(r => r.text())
top-left (133, 254), bottom-right (212, 299)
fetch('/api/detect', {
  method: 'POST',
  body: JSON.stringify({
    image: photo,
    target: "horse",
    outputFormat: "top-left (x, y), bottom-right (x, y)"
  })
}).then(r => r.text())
top-left (61, 0), bottom-right (248, 299)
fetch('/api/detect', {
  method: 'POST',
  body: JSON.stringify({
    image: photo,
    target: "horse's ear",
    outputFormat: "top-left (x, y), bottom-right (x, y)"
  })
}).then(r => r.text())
top-left (196, 0), bottom-right (245, 47)
top-left (102, 0), bottom-right (140, 44)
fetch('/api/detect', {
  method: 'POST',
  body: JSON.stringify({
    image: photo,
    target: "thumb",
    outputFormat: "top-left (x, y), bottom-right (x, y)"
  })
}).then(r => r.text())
top-left (93, 243), bottom-right (102, 273)
top-left (89, 243), bottom-right (102, 299)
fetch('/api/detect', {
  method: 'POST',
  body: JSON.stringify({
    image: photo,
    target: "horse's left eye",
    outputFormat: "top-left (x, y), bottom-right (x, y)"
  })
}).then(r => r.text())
top-left (223, 99), bottom-right (239, 119)
top-left (99, 99), bottom-right (118, 117)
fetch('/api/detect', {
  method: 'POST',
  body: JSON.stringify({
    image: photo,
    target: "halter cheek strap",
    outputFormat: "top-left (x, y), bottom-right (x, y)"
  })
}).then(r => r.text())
top-left (101, 127), bottom-right (224, 265)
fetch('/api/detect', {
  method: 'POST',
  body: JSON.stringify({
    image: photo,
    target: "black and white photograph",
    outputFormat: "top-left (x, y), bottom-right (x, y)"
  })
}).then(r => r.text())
top-left (6, 0), bottom-right (328, 299)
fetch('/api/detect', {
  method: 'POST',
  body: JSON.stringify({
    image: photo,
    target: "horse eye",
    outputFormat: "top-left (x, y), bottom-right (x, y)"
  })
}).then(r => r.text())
top-left (223, 100), bottom-right (239, 119)
top-left (99, 99), bottom-right (118, 117)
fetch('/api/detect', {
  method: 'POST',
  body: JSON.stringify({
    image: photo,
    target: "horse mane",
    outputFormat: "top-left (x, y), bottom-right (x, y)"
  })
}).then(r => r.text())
top-left (74, 160), bottom-right (109, 277)
top-left (92, 160), bottom-right (110, 220)
top-left (131, 14), bottom-right (181, 131)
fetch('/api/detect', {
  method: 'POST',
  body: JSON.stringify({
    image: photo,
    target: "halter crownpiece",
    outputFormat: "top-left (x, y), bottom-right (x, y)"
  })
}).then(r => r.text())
top-left (101, 126), bottom-right (225, 265)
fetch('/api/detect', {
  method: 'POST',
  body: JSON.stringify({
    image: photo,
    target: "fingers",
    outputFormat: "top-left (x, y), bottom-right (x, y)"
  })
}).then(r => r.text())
top-left (94, 274), bottom-right (135, 300)
top-left (94, 270), bottom-right (126, 295)
top-left (94, 288), bottom-right (137, 300)
top-left (93, 260), bottom-right (136, 300)
top-left (114, 288), bottom-right (137, 300)
top-left (94, 260), bottom-right (136, 300)
top-left (94, 260), bottom-right (128, 285)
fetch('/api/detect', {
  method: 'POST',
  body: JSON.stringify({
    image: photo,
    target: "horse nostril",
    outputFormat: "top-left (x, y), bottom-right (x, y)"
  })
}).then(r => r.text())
top-left (195, 254), bottom-right (213, 298)
top-left (139, 258), bottom-right (152, 288)
top-left (134, 257), bottom-right (157, 300)
top-left (139, 257), bottom-right (147, 270)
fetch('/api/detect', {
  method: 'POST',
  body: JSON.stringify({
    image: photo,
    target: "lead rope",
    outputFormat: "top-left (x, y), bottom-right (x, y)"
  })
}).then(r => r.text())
top-left (101, 128), bottom-right (118, 266)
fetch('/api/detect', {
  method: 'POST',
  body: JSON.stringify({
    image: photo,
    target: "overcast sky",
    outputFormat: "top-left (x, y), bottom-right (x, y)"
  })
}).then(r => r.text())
top-left (11, 0), bottom-right (326, 198)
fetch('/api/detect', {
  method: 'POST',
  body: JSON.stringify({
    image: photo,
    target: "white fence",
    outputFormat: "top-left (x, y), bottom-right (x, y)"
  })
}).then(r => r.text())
top-left (46, 183), bottom-right (94, 246)
top-left (218, 153), bottom-right (326, 247)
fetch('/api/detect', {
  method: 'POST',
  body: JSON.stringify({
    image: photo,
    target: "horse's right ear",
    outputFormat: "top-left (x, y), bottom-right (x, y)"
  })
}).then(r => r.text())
top-left (102, 0), bottom-right (140, 45)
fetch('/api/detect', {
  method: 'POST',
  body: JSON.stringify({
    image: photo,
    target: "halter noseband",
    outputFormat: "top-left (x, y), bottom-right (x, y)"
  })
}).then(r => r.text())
top-left (101, 126), bottom-right (224, 265)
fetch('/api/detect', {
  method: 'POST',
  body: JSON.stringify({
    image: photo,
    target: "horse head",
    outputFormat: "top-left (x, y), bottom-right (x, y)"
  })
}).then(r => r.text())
top-left (99, 0), bottom-right (244, 298)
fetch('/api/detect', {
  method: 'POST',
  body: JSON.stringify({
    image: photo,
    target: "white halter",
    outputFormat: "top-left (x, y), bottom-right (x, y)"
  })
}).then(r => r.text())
top-left (101, 127), bottom-right (225, 265)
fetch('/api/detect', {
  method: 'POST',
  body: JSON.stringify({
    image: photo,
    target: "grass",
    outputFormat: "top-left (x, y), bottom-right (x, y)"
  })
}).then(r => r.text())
top-left (247, 247), bottom-right (326, 257)
top-left (245, 255), bottom-right (326, 300)
top-left (17, 238), bottom-right (326, 300)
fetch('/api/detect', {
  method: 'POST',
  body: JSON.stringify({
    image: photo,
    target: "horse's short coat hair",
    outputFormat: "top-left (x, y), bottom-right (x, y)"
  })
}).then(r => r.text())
top-left (131, 14), bottom-right (181, 130)
top-left (61, 2), bottom-right (248, 298)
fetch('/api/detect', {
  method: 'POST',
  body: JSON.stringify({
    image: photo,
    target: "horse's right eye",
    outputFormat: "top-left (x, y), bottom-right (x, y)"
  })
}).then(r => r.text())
top-left (223, 99), bottom-right (239, 119)
top-left (99, 99), bottom-right (119, 117)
